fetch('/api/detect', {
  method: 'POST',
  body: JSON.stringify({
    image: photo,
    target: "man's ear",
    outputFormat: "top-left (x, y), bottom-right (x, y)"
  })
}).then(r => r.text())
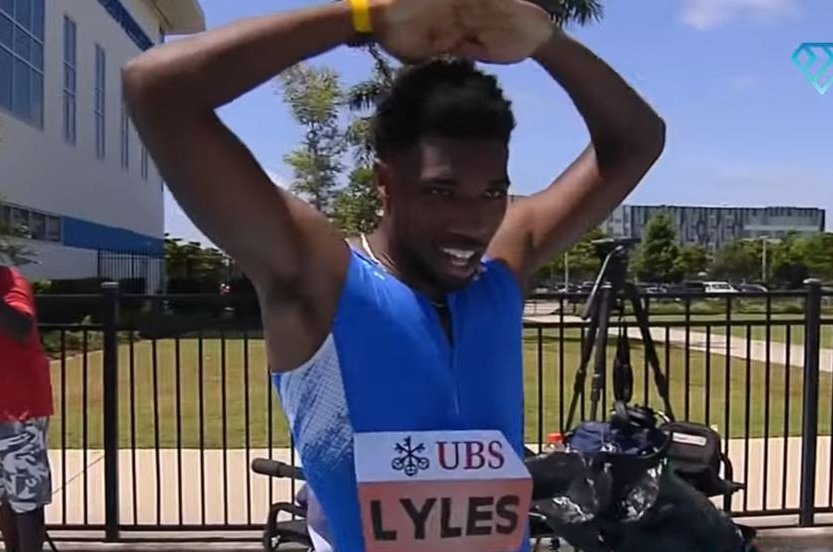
top-left (374, 160), bottom-right (391, 214)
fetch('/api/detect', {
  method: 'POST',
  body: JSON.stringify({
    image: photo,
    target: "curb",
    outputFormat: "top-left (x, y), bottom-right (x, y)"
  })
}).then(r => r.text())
top-left (756, 526), bottom-right (833, 549)
top-left (4, 525), bottom-right (829, 552)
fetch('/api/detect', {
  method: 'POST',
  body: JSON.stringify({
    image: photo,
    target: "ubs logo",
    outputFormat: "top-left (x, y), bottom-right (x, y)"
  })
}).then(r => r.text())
top-left (437, 440), bottom-right (506, 470)
top-left (391, 437), bottom-right (430, 477)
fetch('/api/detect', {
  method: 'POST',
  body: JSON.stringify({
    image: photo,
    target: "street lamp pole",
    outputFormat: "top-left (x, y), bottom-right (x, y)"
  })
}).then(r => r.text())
top-left (762, 238), bottom-right (767, 283)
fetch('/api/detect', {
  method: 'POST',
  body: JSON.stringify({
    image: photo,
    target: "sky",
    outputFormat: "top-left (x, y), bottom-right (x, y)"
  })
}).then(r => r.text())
top-left (163, 0), bottom-right (833, 246)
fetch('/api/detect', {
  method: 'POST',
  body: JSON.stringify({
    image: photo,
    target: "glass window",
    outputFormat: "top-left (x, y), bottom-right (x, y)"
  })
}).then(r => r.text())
top-left (14, 0), bottom-right (30, 31)
top-left (31, 0), bottom-right (43, 40)
top-left (11, 207), bottom-right (28, 232)
top-left (46, 216), bottom-right (61, 242)
top-left (94, 44), bottom-right (106, 159)
top-left (0, 46), bottom-right (11, 109)
top-left (12, 55), bottom-right (29, 114)
top-left (141, 144), bottom-right (149, 180)
top-left (29, 211), bottom-right (45, 240)
top-left (121, 99), bottom-right (130, 170)
top-left (0, 0), bottom-right (43, 127)
top-left (0, 13), bottom-right (12, 47)
top-left (63, 16), bottom-right (77, 144)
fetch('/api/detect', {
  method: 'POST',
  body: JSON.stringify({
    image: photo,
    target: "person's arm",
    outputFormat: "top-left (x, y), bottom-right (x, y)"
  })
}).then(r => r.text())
top-left (487, 29), bottom-right (666, 289)
top-left (0, 272), bottom-right (35, 343)
top-left (122, 3), bottom-right (384, 371)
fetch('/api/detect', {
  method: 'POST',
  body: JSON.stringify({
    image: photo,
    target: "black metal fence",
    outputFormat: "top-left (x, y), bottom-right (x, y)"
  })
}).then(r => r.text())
top-left (96, 250), bottom-right (165, 295)
top-left (35, 282), bottom-right (833, 541)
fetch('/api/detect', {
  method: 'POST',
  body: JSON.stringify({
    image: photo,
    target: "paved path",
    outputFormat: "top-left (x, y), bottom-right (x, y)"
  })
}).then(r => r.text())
top-left (44, 438), bottom-right (832, 527)
top-left (524, 313), bottom-right (833, 372)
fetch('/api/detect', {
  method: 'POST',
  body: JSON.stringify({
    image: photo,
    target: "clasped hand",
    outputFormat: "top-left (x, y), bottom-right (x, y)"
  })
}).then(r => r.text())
top-left (370, 0), bottom-right (555, 64)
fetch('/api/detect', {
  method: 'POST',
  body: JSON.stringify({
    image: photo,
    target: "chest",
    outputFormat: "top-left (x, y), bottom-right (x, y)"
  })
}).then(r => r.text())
top-left (333, 278), bottom-right (524, 435)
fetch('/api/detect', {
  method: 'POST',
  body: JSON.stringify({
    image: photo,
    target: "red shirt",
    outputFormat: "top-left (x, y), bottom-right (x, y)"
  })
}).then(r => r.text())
top-left (0, 267), bottom-right (53, 421)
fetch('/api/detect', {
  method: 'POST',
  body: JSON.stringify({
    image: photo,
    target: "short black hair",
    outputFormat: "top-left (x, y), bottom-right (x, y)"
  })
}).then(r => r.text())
top-left (371, 58), bottom-right (516, 159)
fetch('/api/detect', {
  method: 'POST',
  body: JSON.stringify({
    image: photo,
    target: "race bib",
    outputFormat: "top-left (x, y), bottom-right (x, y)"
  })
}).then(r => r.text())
top-left (354, 430), bottom-right (532, 552)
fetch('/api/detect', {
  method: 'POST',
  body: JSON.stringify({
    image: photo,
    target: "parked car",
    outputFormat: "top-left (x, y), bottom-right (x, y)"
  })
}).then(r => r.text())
top-left (703, 281), bottom-right (738, 294)
top-left (735, 283), bottom-right (768, 293)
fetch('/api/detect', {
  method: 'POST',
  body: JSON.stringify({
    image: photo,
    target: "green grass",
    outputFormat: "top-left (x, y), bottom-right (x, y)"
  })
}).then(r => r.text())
top-left (48, 332), bottom-right (833, 449)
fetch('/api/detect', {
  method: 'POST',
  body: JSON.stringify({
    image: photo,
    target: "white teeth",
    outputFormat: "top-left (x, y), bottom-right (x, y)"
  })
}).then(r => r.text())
top-left (441, 248), bottom-right (475, 262)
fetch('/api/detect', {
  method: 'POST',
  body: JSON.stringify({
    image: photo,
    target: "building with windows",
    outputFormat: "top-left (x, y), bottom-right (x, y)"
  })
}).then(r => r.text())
top-left (0, 0), bottom-right (204, 288)
top-left (601, 204), bottom-right (826, 250)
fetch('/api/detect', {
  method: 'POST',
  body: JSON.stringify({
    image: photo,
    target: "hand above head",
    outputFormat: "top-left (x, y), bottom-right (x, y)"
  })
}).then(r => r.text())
top-left (369, 0), bottom-right (554, 64)
top-left (450, 0), bottom-right (555, 64)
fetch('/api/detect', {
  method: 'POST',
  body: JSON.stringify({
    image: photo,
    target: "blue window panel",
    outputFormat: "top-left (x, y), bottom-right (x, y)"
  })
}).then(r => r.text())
top-left (0, 46), bottom-right (10, 109)
top-left (63, 16), bottom-right (77, 144)
top-left (13, 0), bottom-right (30, 32)
top-left (30, 69), bottom-right (41, 125)
top-left (12, 55), bottom-right (28, 113)
top-left (0, 0), bottom-right (43, 127)
top-left (31, 0), bottom-right (42, 40)
top-left (94, 44), bottom-right (106, 158)
top-left (0, 13), bottom-right (11, 47)
top-left (97, 0), bottom-right (153, 51)
top-left (62, 217), bottom-right (164, 256)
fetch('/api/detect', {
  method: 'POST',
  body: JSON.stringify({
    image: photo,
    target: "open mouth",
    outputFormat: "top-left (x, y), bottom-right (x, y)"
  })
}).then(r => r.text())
top-left (440, 247), bottom-right (478, 269)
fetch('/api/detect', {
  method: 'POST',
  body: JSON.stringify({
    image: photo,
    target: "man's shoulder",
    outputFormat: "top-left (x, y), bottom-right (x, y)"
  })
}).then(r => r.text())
top-left (1, 268), bottom-right (35, 306)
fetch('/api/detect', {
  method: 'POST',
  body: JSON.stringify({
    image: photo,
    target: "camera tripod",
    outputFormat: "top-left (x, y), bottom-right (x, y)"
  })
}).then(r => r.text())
top-left (564, 238), bottom-right (676, 432)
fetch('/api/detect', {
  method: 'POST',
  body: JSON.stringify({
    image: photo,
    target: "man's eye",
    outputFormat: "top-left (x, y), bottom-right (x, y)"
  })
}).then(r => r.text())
top-left (427, 187), bottom-right (452, 197)
top-left (485, 189), bottom-right (507, 199)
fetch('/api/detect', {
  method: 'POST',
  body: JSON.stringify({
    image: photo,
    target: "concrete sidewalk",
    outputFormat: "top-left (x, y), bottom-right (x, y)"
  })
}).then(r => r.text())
top-left (45, 437), bottom-right (833, 527)
top-left (524, 313), bottom-right (833, 372)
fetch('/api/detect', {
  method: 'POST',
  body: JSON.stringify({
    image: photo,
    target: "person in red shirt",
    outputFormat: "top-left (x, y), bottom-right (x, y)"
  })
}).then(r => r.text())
top-left (0, 253), bottom-right (53, 552)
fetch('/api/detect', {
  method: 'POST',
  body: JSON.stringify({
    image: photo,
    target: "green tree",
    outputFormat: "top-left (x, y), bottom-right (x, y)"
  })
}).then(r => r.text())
top-left (0, 196), bottom-right (36, 266)
top-left (768, 235), bottom-right (808, 289)
top-left (798, 232), bottom-right (833, 282)
top-left (279, 64), bottom-right (346, 215)
top-left (673, 244), bottom-right (709, 280)
top-left (333, 91), bottom-right (382, 235)
top-left (633, 212), bottom-right (681, 283)
top-left (536, 227), bottom-right (607, 285)
top-left (710, 240), bottom-right (760, 283)
top-left (164, 235), bottom-right (228, 282)
top-left (332, 166), bottom-right (380, 235)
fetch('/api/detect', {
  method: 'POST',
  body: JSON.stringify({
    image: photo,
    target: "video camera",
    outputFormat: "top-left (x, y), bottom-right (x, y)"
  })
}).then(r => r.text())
top-left (590, 237), bottom-right (639, 260)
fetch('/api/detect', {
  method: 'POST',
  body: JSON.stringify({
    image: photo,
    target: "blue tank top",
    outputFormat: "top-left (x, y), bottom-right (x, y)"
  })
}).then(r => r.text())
top-left (272, 247), bottom-right (527, 552)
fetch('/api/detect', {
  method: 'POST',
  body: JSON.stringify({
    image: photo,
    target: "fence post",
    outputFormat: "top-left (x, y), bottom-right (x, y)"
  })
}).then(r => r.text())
top-left (101, 281), bottom-right (121, 541)
top-left (799, 278), bottom-right (821, 527)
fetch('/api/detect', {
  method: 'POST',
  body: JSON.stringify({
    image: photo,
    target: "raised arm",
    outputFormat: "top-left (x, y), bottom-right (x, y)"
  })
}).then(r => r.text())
top-left (122, 3), bottom-right (377, 371)
top-left (487, 28), bottom-right (666, 289)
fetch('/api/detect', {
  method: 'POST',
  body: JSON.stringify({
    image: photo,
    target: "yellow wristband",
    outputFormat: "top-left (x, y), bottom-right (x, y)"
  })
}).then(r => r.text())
top-left (349, 0), bottom-right (373, 33)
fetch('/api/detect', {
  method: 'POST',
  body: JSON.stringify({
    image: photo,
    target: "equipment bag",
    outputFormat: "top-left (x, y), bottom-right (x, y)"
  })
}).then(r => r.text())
top-left (660, 420), bottom-right (743, 498)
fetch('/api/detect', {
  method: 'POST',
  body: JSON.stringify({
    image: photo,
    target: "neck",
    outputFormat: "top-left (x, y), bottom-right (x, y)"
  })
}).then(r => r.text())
top-left (363, 228), bottom-right (446, 304)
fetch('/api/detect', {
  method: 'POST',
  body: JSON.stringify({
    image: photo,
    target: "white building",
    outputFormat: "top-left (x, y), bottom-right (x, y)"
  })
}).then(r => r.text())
top-left (0, 0), bottom-right (204, 290)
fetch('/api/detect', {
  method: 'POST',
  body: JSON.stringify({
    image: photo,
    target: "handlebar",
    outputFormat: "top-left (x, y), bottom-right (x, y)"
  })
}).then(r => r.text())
top-left (251, 458), bottom-right (306, 481)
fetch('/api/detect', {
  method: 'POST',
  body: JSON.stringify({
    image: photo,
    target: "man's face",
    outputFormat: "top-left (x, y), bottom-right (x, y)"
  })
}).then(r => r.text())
top-left (380, 136), bottom-right (510, 292)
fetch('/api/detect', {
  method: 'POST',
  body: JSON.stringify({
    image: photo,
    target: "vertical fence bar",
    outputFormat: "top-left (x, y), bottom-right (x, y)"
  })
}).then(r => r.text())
top-left (101, 281), bottom-right (121, 541)
top-left (799, 279), bottom-right (822, 527)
